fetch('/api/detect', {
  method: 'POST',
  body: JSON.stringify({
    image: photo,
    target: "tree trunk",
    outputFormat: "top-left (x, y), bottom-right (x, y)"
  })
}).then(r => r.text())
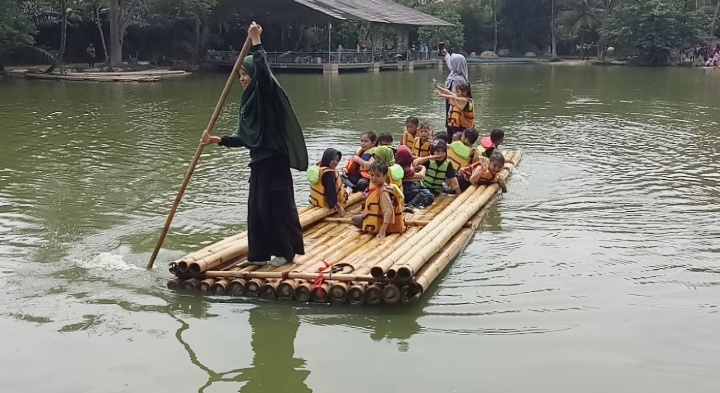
top-left (293, 25), bottom-right (306, 51)
top-left (712, 0), bottom-right (720, 36)
top-left (96, 6), bottom-right (110, 68)
top-left (596, 1), bottom-right (612, 61)
top-left (109, 0), bottom-right (122, 67)
top-left (195, 16), bottom-right (201, 60)
top-left (492, 0), bottom-right (498, 52)
top-left (59, 0), bottom-right (67, 63)
top-left (550, 0), bottom-right (558, 59)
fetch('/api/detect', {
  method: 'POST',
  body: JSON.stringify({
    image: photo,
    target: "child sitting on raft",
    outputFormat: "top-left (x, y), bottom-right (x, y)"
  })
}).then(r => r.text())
top-left (433, 131), bottom-right (452, 144)
top-left (412, 123), bottom-right (432, 158)
top-left (308, 148), bottom-right (347, 216)
top-left (434, 79), bottom-right (475, 140)
top-left (447, 128), bottom-right (479, 171)
top-left (378, 132), bottom-right (397, 156)
top-left (459, 151), bottom-right (514, 193)
top-left (395, 145), bottom-right (426, 195)
top-left (351, 161), bottom-right (406, 240)
top-left (342, 132), bottom-right (377, 192)
top-left (351, 146), bottom-right (404, 188)
top-left (401, 116), bottom-right (419, 148)
top-left (478, 129), bottom-right (505, 158)
top-left (405, 140), bottom-right (460, 210)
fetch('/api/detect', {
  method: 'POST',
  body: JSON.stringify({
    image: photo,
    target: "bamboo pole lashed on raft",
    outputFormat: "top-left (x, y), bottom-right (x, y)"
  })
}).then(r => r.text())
top-left (147, 35), bottom-right (254, 270)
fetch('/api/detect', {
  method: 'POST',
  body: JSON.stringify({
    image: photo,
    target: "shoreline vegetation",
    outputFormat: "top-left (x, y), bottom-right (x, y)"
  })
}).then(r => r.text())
top-left (3, 0), bottom-right (720, 77)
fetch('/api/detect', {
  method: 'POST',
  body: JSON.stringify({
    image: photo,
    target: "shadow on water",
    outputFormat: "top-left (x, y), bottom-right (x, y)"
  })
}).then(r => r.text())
top-left (160, 274), bottom-right (439, 392)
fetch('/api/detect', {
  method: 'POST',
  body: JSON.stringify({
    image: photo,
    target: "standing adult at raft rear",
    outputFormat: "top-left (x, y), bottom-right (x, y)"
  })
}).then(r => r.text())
top-left (202, 22), bottom-right (308, 267)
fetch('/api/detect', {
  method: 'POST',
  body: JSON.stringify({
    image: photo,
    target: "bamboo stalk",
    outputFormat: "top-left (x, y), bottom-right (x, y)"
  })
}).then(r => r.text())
top-left (210, 278), bottom-right (230, 294)
top-left (365, 284), bottom-right (384, 305)
top-left (228, 278), bottom-right (247, 295)
top-left (147, 35), bottom-right (253, 270)
top-left (382, 283), bottom-right (401, 304)
top-left (295, 282), bottom-right (313, 302)
top-left (378, 152), bottom-right (519, 279)
top-left (347, 284), bottom-right (366, 305)
top-left (245, 278), bottom-right (264, 297)
top-left (395, 152), bottom-right (519, 279)
top-left (322, 217), bottom-right (472, 228)
top-left (328, 281), bottom-right (349, 303)
top-left (277, 279), bottom-right (298, 300)
top-left (167, 277), bottom-right (184, 290)
top-left (198, 278), bottom-right (216, 292)
top-left (188, 240), bottom-right (249, 274)
top-left (311, 282), bottom-right (331, 303)
top-left (181, 278), bottom-right (202, 290)
top-left (259, 281), bottom-right (279, 300)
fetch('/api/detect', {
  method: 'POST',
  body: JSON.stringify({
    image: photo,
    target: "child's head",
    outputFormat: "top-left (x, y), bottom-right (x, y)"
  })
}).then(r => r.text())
top-left (455, 81), bottom-right (471, 97)
top-left (360, 132), bottom-right (378, 150)
top-left (321, 148), bottom-right (342, 169)
top-left (378, 132), bottom-right (393, 147)
top-left (372, 146), bottom-right (395, 165)
top-left (405, 117), bottom-right (419, 134)
top-left (452, 132), bottom-right (462, 142)
top-left (369, 161), bottom-right (389, 187)
top-left (461, 128), bottom-right (479, 146)
top-left (418, 123), bottom-right (431, 139)
top-left (431, 139), bottom-right (447, 161)
top-left (488, 151), bottom-right (505, 175)
top-left (490, 129), bottom-right (505, 146)
top-left (395, 145), bottom-right (414, 167)
top-left (434, 132), bottom-right (451, 144)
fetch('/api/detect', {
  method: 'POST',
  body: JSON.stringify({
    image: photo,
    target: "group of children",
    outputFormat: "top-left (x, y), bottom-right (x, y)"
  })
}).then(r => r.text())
top-left (308, 122), bottom-right (512, 240)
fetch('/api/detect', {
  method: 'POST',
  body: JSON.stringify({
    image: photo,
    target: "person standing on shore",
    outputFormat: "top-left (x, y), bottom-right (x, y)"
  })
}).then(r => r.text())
top-left (201, 22), bottom-right (308, 267)
top-left (86, 43), bottom-right (96, 68)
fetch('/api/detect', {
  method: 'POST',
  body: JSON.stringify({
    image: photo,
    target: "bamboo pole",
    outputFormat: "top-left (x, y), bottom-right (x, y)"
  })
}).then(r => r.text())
top-left (322, 217), bottom-right (472, 228)
top-left (295, 282), bottom-right (313, 302)
top-left (210, 278), bottom-right (230, 294)
top-left (167, 277), bottom-right (184, 290)
top-left (347, 284), bottom-right (366, 305)
top-left (245, 278), bottom-right (264, 296)
top-left (395, 152), bottom-right (519, 279)
top-left (381, 283), bottom-right (401, 304)
top-left (181, 278), bottom-right (202, 290)
top-left (198, 278), bottom-right (216, 292)
top-left (365, 284), bottom-right (384, 305)
top-left (228, 278), bottom-right (247, 295)
top-left (147, 35), bottom-right (253, 270)
top-left (260, 281), bottom-right (279, 299)
top-left (373, 152), bottom-right (518, 279)
top-left (411, 152), bottom-right (522, 297)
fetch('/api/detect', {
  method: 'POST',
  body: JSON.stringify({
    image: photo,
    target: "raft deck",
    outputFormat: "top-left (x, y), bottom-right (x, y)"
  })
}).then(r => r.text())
top-left (167, 151), bottom-right (522, 305)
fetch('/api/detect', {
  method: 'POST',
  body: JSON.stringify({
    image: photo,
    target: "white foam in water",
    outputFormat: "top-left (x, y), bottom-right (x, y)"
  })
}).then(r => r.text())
top-left (77, 252), bottom-right (144, 271)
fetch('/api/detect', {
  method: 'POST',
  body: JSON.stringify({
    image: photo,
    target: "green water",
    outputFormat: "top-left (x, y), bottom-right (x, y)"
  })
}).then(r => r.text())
top-left (1, 65), bottom-right (719, 392)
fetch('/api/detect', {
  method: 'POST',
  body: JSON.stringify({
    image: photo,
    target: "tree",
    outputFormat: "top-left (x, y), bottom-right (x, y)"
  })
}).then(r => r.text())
top-left (601, 0), bottom-right (701, 65)
top-left (109, 0), bottom-right (142, 67)
top-left (0, 0), bottom-right (36, 72)
top-left (557, 0), bottom-right (603, 45)
top-left (415, 2), bottom-right (465, 51)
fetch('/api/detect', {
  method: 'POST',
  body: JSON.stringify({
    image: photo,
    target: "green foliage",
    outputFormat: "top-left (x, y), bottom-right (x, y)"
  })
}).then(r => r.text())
top-left (415, 2), bottom-right (465, 51)
top-left (0, 0), bottom-right (36, 58)
top-left (601, 0), bottom-right (702, 65)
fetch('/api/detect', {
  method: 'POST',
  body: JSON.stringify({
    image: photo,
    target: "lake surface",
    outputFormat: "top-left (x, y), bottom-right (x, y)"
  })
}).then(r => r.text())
top-left (1, 65), bottom-right (719, 393)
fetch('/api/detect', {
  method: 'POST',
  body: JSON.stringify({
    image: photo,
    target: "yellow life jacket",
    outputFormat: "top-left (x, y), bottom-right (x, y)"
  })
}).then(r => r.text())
top-left (309, 167), bottom-right (347, 208)
top-left (412, 138), bottom-right (431, 158)
top-left (402, 130), bottom-right (416, 148)
top-left (387, 163), bottom-right (404, 188)
top-left (362, 185), bottom-right (405, 235)
top-left (447, 98), bottom-right (475, 129)
top-left (447, 140), bottom-right (474, 171)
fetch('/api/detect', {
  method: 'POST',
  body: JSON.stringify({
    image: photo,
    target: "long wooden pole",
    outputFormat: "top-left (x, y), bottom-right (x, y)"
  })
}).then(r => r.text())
top-left (146, 36), bottom-right (253, 270)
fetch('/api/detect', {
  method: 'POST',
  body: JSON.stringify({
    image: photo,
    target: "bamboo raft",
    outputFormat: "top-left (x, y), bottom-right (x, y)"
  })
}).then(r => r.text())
top-left (167, 151), bottom-right (521, 305)
top-left (25, 70), bottom-right (190, 83)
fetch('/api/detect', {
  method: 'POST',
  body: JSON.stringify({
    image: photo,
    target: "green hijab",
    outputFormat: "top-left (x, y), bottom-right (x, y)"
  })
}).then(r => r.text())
top-left (373, 146), bottom-right (395, 166)
top-left (234, 55), bottom-right (309, 171)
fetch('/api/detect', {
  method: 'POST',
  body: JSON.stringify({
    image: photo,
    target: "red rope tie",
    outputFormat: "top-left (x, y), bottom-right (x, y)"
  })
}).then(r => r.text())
top-left (310, 261), bottom-right (332, 300)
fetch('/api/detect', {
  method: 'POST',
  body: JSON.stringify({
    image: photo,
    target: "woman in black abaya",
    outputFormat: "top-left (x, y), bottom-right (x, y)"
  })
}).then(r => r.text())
top-left (202, 22), bottom-right (307, 267)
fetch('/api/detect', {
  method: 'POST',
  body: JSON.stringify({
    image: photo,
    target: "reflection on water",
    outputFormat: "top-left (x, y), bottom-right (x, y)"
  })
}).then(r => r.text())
top-left (1, 66), bottom-right (720, 392)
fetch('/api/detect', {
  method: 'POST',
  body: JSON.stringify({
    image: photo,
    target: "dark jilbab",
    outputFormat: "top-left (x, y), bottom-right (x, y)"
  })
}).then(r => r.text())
top-left (219, 44), bottom-right (308, 263)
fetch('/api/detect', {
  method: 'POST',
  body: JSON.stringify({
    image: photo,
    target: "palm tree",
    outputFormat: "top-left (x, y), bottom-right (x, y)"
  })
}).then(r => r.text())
top-left (557, 0), bottom-right (602, 47)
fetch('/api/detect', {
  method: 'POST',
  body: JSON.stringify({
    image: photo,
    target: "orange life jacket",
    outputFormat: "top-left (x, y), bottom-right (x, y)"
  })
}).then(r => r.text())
top-left (362, 185), bottom-right (405, 235)
top-left (412, 138), bottom-right (431, 158)
top-left (447, 98), bottom-right (475, 130)
top-left (402, 130), bottom-right (416, 148)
